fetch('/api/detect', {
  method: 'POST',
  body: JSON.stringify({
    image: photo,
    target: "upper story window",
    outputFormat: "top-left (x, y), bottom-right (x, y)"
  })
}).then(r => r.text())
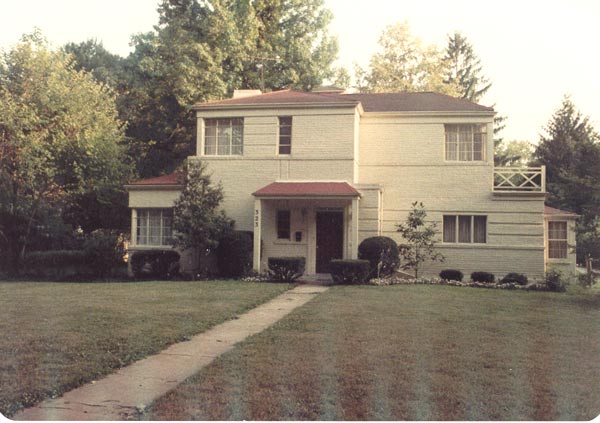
top-left (445, 124), bottom-right (486, 161)
top-left (278, 116), bottom-right (292, 155)
top-left (548, 221), bottom-right (568, 259)
top-left (204, 118), bottom-right (243, 156)
top-left (443, 215), bottom-right (487, 243)
top-left (136, 208), bottom-right (173, 246)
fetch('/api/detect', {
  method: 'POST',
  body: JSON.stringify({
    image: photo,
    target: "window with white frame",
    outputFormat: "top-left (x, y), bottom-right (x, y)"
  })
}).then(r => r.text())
top-left (136, 209), bottom-right (173, 246)
top-left (443, 215), bottom-right (487, 243)
top-left (548, 221), bottom-right (568, 259)
top-left (445, 124), bottom-right (486, 161)
top-left (204, 118), bottom-right (243, 155)
top-left (278, 116), bottom-right (292, 155)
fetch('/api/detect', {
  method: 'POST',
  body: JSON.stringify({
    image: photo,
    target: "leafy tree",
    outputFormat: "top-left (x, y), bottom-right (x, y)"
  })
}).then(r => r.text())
top-left (495, 140), bottom-right (534, 166)
top-left (356, 22), bottom-right (459, 95)
top-left (119, 0), bottom-right (339, 178)
top-left (0, 31), bottom-right (130, 271)
top-left (533, 96), bottom-right (600, 262)
top-left (396, 202), bottom-right (444, 278)
top-left (172, 159), bottom-right (234, 254)
top-left (63, 39), bottom-right (126, 89)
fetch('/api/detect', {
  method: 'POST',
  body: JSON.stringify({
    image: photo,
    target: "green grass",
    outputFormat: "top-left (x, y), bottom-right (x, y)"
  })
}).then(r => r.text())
top-left (144, 285), bottom-right (600, 421)
top-left (0, 280), bottom-right (291, 417)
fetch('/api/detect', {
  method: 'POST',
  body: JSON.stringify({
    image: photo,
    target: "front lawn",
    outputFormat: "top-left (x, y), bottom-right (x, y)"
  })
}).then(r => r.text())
top-left (0, 280), bottom-right (291, 417)
top-left (145, 285), bottom-right (600, 420)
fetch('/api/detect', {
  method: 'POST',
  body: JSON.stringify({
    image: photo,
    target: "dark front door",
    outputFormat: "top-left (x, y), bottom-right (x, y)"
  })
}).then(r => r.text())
top-left (316, 211), bottom-right (344, 273)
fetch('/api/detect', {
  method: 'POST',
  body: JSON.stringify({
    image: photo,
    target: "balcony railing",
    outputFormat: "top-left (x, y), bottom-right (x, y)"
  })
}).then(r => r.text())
top-left (493, 166), bottom-right (546, 193)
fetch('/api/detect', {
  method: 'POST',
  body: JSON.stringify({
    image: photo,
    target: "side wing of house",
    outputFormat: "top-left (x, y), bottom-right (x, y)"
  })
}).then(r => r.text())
top-left (357, 111), bottom-right (547, 280)
top-left (544, 206), bottom-right (578, 275)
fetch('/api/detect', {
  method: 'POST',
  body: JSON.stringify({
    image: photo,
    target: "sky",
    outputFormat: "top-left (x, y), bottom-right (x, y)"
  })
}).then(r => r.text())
top-left (1, 0), bottom-right (598, 144)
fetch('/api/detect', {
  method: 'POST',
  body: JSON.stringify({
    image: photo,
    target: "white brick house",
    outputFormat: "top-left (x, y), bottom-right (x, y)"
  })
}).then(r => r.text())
top-left (125, 89), bottom-right (577, 280)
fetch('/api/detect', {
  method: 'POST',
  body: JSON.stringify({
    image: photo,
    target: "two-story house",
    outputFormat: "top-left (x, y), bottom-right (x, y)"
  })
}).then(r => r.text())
top-left (126, 89), bottom-right (577, 280)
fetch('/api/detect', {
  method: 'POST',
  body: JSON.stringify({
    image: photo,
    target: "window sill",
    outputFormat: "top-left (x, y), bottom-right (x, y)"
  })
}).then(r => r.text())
top-left (129, 244), bottom-right (174, 250)
top-left (273, 240), bottom-right (306, 246)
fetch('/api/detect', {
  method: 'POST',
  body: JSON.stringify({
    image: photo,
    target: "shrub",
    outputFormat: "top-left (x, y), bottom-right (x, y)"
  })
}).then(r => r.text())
top-left (500, 272), bottom-right (528, 285)
top-left (82, 229), bottom-right (126, 277)
top-left (267, 257), bottom-right (305, 282)
top-left (24, 250), bottom-right (89, 268)
top-left (130, 250), bottom-right (180, 279)
top-left (439, 269), bottom-right (463, 282)
top-left (216, 230), bottom-right (253, 278)
top-left (329, 259), bottom-right (371, 285)
top-left (545, 269), bottom-right (567, 292)
top-left (358, 236), bottom-right (400, 278)
top-left (23, 250), bottom-right (90, 280)
top-left (471, 271), bottom-right (495, 283)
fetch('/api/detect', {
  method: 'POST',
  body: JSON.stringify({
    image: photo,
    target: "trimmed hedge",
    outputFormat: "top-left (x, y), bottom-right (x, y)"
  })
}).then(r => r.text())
top-left (216, 230), bottom-right (253, 278)
top-left (329, 259), bottom-right (371, 285)
top-left (471, 271), bottom-right (495, 283)
top-left (24, 250), bottom-right (89, 268)
top-left (500, 272), bottom-right (528, 286)
top-left (358, 236), bottom-right (400, 278)
top-left (439, 269), bottom-right (464, 282)
top-left (268, 257), bottom-right (305, 282)
top-left (130, 250), bottom-right (180, 279)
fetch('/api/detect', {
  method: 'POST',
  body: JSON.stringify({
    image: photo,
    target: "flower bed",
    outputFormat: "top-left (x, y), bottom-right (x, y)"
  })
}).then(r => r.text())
top-left (369, 276), bottom-right (550, 291)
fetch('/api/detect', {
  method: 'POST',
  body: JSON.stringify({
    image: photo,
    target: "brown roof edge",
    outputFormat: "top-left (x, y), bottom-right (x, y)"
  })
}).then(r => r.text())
top-left (253, 181), bottom-right (361, 198)
top-left (126, 171), bottom-right (184, 187)
top-left (544, 205), bottom-right (579, 217)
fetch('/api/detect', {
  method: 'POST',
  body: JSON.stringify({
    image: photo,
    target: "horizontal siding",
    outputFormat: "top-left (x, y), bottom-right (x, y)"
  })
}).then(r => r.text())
top-left (128, 190), bottom-right (181, 208)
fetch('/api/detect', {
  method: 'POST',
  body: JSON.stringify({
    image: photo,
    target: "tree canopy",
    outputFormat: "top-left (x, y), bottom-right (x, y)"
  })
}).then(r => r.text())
top-left (356, 22), bottom-right (459, 95)
top-left (0, 32), bottom-right (131, 269)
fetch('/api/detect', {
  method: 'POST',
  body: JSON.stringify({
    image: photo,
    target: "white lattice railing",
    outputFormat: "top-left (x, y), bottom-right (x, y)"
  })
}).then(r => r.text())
top-left (493, 166), bottom-right (546, 193)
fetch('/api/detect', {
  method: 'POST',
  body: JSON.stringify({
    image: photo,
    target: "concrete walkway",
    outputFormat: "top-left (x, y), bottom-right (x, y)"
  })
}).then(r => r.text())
top-left (14, 285), bottom-right (328, 421)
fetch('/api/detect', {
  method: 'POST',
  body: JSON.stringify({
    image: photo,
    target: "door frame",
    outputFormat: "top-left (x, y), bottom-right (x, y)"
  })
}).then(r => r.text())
top-left (315, 209), bottom-right (345, 274)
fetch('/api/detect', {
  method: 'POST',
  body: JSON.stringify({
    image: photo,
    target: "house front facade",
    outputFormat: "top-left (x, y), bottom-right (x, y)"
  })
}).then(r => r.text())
top-left (126, 89), bottom-right (577, 280)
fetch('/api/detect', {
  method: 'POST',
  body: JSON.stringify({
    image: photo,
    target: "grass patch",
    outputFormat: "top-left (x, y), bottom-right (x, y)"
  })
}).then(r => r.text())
top-left (0, 280), bottom-right (291, 417)
top-left (144, 285), bottom-right (600, 420)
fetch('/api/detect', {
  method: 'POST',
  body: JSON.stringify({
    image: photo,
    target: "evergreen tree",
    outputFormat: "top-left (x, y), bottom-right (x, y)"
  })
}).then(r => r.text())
top-left (443, 32), bottom-right (491, 102)
top-left (172, 160), bottom-right (234, 253)
top-left (533, 96), bottom-right (600, 262)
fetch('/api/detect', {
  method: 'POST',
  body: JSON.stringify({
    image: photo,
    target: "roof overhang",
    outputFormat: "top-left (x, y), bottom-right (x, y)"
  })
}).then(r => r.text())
top-left (253, 181), bottom-right (361, 199)
top-left (193, 101), bottom-right (360, 112)
top-left (124, 184), bottom-right (183, 191)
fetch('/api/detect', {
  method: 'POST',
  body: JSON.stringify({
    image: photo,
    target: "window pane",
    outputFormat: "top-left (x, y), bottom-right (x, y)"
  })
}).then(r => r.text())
top-left (148, 209), bottom-right (162, 245)
top-left (137, 210), bottom-right (148, 245)
top-left (473, 130), bottom-right (485, 161)
top-left (458, 215), bottom-right (471, 243)
top-left (459, 125), bottom-right (473, 161)
top-left (443, 215), bottom-right (456, 242)
top-left (445, 127), bottom-right (458, 161)
top-left (549, 240), bottom-right (567, 259)
top-left (277, 210), bottom-right (291, 239)
top-left (548, 221), bottom-right (567, 240)
top-left (232, 120), bottom-right (243, 155)
top-left (204, 120), bottom-right (217, 155)
top-left (473, 216), bottom-right (487, 243)
top-left (279, 144), bottom-right (291, 155)
top-left (217, 122), bottom-right (231, 155)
